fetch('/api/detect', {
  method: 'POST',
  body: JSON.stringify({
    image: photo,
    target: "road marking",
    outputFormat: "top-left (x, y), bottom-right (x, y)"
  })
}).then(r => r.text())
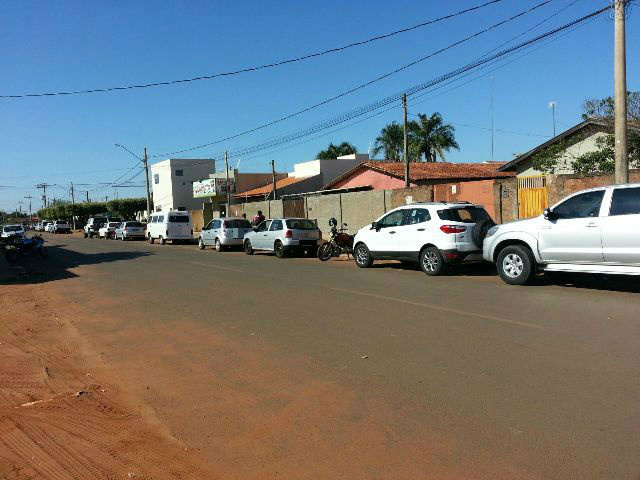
top-left (329, 287), bottom-right (543, 329)
top-left (188, 261), bottom-right (244, 273)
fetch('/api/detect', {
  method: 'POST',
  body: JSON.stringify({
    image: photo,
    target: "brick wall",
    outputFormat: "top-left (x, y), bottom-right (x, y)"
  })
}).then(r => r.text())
top-left (547, 170), bottom-right (640, 205)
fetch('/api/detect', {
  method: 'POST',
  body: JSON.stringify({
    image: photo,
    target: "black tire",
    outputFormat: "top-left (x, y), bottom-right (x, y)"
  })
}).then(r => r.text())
top-left (496, 245), bottom-right (534, 285)
top-left (149, 235), bottom-right (154, 244)
top-left (198, 237), bottom-right (205, 250)
top-left (354, 243), bottom-right (373, 268)
top-left (317, 242), bottom-right (333, 261)
top-left (39, 246), bottom-right (48, 258)
top-left (159, 236), bottom-right (165, 245)
top-left (306, 247), bottom-right (318, 258)
top-left (419, 247), bottom-right (445, 276)
top-left (244, 240), bottom-right (254, 255)
top-left (5, 249), bottom-right (18, 262)
top-left (83, 232), bottom-right (88, 238)
top-left (121, 234), bottom-right (126, 241)
top-left (274, 241), bottom-right (285, 258)
top-left (215, 238), bottom-right (222, 252)
top-left (472, 219), bottom-right (496, 248)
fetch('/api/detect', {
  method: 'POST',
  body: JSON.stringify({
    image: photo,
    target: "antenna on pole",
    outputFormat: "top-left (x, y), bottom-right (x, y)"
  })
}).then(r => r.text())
top-left (548, 101), bottom-right (557, 137)
top-left (490, 76), bottom-right (495, 162)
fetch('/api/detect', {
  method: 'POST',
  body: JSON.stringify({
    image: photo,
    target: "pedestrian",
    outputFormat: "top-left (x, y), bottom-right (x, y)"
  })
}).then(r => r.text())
top-left (252, 210), bottom-right (265, 226)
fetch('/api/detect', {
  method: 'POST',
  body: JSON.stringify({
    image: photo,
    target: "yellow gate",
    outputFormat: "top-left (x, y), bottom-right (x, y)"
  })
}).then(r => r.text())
top-left (517, 175), bottom-right (548, 218)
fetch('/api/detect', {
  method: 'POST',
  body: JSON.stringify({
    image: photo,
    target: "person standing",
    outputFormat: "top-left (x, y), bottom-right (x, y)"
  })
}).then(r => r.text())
top-left (252, 210), bottom-right (265, 226)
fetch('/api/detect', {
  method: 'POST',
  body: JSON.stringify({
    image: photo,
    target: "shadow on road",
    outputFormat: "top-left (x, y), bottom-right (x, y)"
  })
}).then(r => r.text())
top-left (370, 260), bottom-right (498, 277)
top-left (534, 272), bottom-right (640, 294)
top-left (0, 245), bottom-right (154, 285)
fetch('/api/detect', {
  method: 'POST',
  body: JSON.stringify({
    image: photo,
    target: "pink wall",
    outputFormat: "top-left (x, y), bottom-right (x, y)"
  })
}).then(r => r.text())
top-left (331, 169), bottom-right (417, 190)
top-left (433, 180), bottom-right (497, 219)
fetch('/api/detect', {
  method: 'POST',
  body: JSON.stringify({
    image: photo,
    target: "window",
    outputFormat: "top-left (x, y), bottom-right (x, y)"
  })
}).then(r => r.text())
top-left (125, 222), bottom-right (143, 227)
top-left (158, 215), bottom-right (164, 222)
top-left (212, 220), bottom-right (221, 229)
top-left (155, 205), bottom-right (162, 212)
top-left (270, 220), bottom-right (283, 231)
top-left (204, 220), bottom-right (214, 230)
top-left (405, 208), bottom-right (430, 225)
top-left (610, 187), bottom-right (640, 216)
top-left (175, 169), bottom-right (183, 177)
top-left (378, 210), bottom-right (405, 228)
top-left (256, 221), bottom-right (271, 232)
top-left (225, 219), bottom-right (251, 228)
top-left (286, 219), bottom-right (317, 230)
top-left (168, 215), bottom-right (189, 223)
top-left (553, 190), bottom-right (605, 219)
top-left (437, 207), bottom-right (490, 223)
top-left (154, 173), bottom-right (159, 184)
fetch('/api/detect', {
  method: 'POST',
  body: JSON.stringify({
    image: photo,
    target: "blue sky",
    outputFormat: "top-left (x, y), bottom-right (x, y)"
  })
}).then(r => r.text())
top-left (0, 0), bottom-right (637, 212)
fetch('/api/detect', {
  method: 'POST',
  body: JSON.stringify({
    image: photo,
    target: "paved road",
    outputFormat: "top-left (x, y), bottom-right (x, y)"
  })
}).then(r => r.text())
top-left (15, 233), bottom-right (640, 479)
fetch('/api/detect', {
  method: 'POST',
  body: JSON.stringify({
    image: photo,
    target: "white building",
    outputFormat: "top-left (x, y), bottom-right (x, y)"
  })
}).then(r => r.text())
top-left (290, 153), bottom-right (369, 181)
top-left (151, 158), bottom-right (215, 212)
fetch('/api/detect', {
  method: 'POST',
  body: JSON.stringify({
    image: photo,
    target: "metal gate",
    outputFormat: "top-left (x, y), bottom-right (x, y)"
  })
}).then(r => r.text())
top-left (517, 175), bottom-right (548, 218)
top-left (282, 197), bottom-right (305, 218)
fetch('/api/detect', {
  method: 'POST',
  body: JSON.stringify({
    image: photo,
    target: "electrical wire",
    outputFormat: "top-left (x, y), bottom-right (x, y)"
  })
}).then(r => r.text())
top-left (152, 0), bottom-right (555, 158)
top-left (0, 0), bottom-right (504, 99)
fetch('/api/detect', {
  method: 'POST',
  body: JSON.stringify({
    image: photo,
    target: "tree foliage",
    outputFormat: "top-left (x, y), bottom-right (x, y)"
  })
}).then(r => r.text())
top-left (582, 91), bottom-right (640, 122)
top-left (37, 198), bottom-right (149, 225)
top-left (371, 122), bottom-right (404, 162)
top-left (316, 142), bottom-right (357, 159)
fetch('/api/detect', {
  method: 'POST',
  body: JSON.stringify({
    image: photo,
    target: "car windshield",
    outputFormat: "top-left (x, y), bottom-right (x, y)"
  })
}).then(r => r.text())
top-left (224, 219), bottom-right (251, 228)
top-left (286, 219), bottom-right (317, 230)
top-left (168, 215), bottom-right (189, 223)
top-left (126, 222), bottom-right (143, 227)
top-left (437, 207), bottom-right (490, 223)
top-left (4, 226), bottom-right (21, 232)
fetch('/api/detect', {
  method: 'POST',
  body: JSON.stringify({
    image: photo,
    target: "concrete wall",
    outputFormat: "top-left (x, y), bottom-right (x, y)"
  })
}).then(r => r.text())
top-left (547, 170), bottom-right (640, 206)
top-left (339, 190), bottom-right (389, 233)
top-left (306, 194), bottom-right (342, 233)
top-left (492, 178), bottom-right (518, 224)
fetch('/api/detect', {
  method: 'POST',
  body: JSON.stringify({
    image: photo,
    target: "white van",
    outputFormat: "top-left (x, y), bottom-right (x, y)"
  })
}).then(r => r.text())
top-left (147, 211), bottom-right (193, 245)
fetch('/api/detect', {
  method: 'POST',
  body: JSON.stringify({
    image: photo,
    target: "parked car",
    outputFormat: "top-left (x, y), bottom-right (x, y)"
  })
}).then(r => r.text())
top-left (51, 220), bottom-right (71, 234)
top-left (147, 211), bottom-right (193, 245)
top-left (41, 220), bottom-right (52, 232)
top-left (115, 221), bottom-right (146, 240)
top-left (45, 222), bottom-right (56, 233)
top-left (1, 224), bottom-right (25, 238)
top-left (98, 221), bottom-right (122, 239)
top-left (84, 217), bottom-right (104, 238)
top-left (199, 217), bottom-right (252, 251)
top-left (353, 202), bottom-right (495, 276)
top-left (243, 218), bottom-right (322, 258)
top-left (484, 183), bottom-right (640, 285)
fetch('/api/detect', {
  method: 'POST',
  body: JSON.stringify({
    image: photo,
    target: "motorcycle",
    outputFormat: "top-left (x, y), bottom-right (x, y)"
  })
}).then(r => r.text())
top-left (2, 234), bottom-right (48, 262)
top-left (317, 218), bottom-right (354, 261)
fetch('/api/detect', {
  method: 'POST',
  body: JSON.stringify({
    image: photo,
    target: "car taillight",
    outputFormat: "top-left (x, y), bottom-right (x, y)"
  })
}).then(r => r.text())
top-left (124, 228), bottom-right (128, 232)
top-left (223, 221), bottom-right (228, 228)
top-left (285, 230), bottom-right (292, 238)
top-left (440, 225), bottom-right (466, 234)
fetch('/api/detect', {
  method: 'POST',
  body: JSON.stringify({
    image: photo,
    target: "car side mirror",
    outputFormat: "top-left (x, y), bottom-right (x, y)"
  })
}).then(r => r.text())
top-left (371, 221), bottom-right (380, 231)
top-left (343, 223), bottom-right (348, 227)
top-left (543, 208), bottom-right (557, 221)
top-left (252, 227), bottom-right (258, 232)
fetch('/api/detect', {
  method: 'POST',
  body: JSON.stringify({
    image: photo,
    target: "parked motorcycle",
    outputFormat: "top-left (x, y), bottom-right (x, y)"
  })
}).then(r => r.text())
top-left (317, 218), bottom-right (354, 261)
top-left (2, 234), bottom-right (48, 262)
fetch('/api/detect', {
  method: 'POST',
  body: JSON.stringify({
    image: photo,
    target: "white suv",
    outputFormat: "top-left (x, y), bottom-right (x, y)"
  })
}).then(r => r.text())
top-left (483, 183), bottom-right (640, 285)
top-left (353, 202), bottom-right (495, 275)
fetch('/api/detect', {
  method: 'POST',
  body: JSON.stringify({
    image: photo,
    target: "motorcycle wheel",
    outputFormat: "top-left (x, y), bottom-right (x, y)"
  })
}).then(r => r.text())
top-left (39, 246), bottom-right (48, 258)
top-left (317, 242), bottom-right (333, 261)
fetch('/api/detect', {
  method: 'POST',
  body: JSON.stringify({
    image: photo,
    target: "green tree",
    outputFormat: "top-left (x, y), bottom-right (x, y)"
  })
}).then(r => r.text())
top-left (408, 112), bottom-right (459, 162)
top-left (582, 91), bottom-right (640, 121)
top-left (371, 122), bottom-right (404, 161)
top-left (316, 142), bottom-right (357, 159)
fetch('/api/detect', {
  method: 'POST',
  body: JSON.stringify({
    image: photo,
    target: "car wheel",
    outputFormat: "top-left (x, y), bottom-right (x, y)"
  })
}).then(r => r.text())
top-left (198, 237), bottom-right (205, 250)
top-left (274, 241), bottom-right (285, 258)
top-left (121, 234), bottom-right (126, 241)
top-left (149, 235), bottom-right (154, 244)
top-left (420, 247), bottom-right (445, 276)
top-left (354, 243), bottom-right (373, 268)
top-left (497, 245), bottom-right (534, 285)
top-left (160, 236), bottom-right (166, 245)
top-left (215, 238), bottom-right (222, 252)
top-left (317, 242), bottom-right (333, 261)
top-left (83, 232), bottom-right (88, 238)
top-left (244, 240), bottom-right (254, 255)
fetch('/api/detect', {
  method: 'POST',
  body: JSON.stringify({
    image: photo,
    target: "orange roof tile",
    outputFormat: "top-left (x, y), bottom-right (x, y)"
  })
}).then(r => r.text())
top-left (235, 176), bottom-right (309, 198)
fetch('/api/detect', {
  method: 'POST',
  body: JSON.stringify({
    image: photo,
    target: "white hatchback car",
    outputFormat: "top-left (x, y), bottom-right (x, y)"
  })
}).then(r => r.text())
top-left (353, 202), bottom-right (495, 275)
top-left (483, 183), bottom-right (640, 285)
top-left (243, 218), bottom-right (322, 257)
top-left (199, 217), bottom-right (252, 251)
top-left (99, 221), bottom-right (122, 239)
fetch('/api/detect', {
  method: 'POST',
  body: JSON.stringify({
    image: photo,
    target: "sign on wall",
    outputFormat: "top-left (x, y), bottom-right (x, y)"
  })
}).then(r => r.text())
top-left (193, 178), bottom-right (235, 198)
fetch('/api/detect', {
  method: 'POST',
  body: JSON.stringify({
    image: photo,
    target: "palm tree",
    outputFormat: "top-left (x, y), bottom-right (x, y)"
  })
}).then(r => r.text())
top-left (317, 142), bottom-right (357, 159)
top-left (371, 122), bottom-right (404, 162)
top-left (409, 112), bottom-right (459, 162)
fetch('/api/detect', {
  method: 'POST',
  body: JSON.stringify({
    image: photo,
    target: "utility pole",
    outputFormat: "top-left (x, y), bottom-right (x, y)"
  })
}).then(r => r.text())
top-left (270, 159), bottom-right (278, 200)
top-left (614, 0), bottom-right (628, 184)
top-left (24, 195), bottom-right (33, 224)
top-left (143, 147), bottom-right (151, 217)
top-left (70, 182), bottom-right (76, 231)
top-left (17, 201), bottom-right (23, 215)
top-left (36, 183), bottom-right (49, 208)
top-left (490, 77), bottom-right (495, 162)
top-left (402, 93), bottom-right (409, 188)
top-left (224, 151), bottom-right (231, 216)
top-left (549, 101), bottom-right (557, 137)
top-left (86, 191), bottom-right (90, 203)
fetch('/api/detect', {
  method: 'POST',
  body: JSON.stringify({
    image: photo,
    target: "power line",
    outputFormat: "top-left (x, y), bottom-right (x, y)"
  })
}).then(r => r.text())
top-left (0, 0), bottom-right (504, 99)
top-left (152, 0), bottom-right (554, 158)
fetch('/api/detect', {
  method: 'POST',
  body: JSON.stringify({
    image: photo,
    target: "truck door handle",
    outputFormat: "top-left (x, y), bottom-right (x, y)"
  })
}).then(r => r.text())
top-left (586, 223), bottom-right (598, 228)
top-left (417, 228), bottom-right (425, 231)
top-left (388, 230), bottom-right (396, 234)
